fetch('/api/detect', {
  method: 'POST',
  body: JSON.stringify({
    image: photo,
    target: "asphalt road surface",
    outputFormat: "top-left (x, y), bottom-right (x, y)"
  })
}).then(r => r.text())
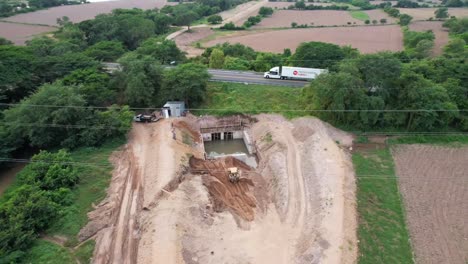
top-left (102, 63), bottom-right (309, 88)
top-left (207, 69), bottom-right (309, 88)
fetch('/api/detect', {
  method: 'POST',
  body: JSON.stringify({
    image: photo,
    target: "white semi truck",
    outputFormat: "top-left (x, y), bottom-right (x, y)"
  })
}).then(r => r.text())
top-left (263, 66), bottom-right (327, 80)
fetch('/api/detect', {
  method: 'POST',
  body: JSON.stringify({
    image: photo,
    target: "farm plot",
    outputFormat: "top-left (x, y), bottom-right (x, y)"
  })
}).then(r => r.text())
top-left (174, 27), bottom-right (213, 57)
top-left (0, 22), bottom-right (56, 45)
top-left (409, 21), bottom-right (449, 55)
top-left (393, 145), bottom-right (468, 264)
top-left (397, 8), bottom-right (468, 20)
top-left (265, 1), bottom-right (346, 8)
top-left (366, 9), bottom-right (397, 23)
top-left (2, 0), bottom-right (171, 26)
top-left (253, 10), bottom-right (362, 28)
top-left (205, 25), bottom-right (403, 53)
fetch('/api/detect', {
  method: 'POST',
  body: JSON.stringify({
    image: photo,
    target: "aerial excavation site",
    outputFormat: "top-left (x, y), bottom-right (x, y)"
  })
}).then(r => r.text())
top-left (79, 114), bottom-right (357, 264)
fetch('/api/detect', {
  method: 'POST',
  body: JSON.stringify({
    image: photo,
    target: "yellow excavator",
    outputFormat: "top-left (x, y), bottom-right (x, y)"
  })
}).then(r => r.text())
top-left (228, 167), bottom-right (241, 183)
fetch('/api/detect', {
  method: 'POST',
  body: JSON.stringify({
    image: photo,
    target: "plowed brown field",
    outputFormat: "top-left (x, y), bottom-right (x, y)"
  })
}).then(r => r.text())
top-left (393, 145), bottom-right (468, 264)
top-left (253, 10), bottom-right (362, 28)
top-left (205, 25), bottom-right (403, 53)
top-left (0, 22), bottom-right (55, 45)
top-left (397, 7), bottom-right (468, 20)
top-left (409, 21), bottom-right (449, 55)
top-left (3, 0), bottom-right (171, 26)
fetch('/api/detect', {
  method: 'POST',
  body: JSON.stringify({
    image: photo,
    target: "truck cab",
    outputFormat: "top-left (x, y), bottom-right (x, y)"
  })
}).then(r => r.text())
top-left (263, 67), bottom-right (281, 79)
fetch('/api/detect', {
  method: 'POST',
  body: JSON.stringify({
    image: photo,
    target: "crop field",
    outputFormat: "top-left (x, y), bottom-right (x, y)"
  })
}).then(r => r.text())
top-left (393, 145), bottom-right (468, 264)
top-left (2, 0), bottom-right (171, 26)
top-left (205, 25), bottom-right (404, 53)
top-left (409, 21), bottom-right (448, 55)
top-left (397, 7), bottom-right (468, 20)
top-left (350, 10), bottom-right (370, 21)
top-left (253, 10), bottom-right (362, 28)
top-left (366, 9), bottom-right (397, 23)
top-left (265, 1), bottom-right (344, 8)
top-left (0, 21), bottom-right (55, 45)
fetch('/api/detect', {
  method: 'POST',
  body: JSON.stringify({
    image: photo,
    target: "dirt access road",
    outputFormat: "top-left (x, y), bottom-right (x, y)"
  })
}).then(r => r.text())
top-left (82, 115), bottom-right (357, 264)
top-left (393, 145), bottom-right (468, 264)
top-left (169, 0), bottom-right (268, 57)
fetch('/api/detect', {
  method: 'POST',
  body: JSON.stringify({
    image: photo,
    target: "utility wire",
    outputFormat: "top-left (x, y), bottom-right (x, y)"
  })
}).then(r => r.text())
top-left (0, 102), bottom-right (467, 112)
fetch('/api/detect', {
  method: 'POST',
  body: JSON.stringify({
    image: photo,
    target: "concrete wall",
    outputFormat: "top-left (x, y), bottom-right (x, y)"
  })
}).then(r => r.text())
top-left (202, 130), bottom-right (243, 142)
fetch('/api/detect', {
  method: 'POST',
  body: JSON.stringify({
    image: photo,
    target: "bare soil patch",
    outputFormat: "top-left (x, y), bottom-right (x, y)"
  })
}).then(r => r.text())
top-left (393, 145), bottom-right (468, 264)
top-left (253, 10), bottom-right (362, 28)
top-left (265, 1), bottom-right (341, 8)
top-left (0, 164), bottom-right (25, 195)
top-left (3, 0), bottom-right (171, 26)
top-left (173, 27), bottom-right (213, 57)
top-left (397, 7), bottom-right (468, 21)
top-left (205, 25), bottom-right (403, 53)
top-left (366, 9), bottom-right (397, 23)
top-left (409, 21), bottom-right (449, 55)
top-left (0, 22), bottom-right (56, 45)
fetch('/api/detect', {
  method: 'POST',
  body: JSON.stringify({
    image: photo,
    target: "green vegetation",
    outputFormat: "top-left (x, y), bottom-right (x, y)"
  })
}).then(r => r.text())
top-left (197, 82), bottom-right (306, 118)
top-left (21, 240), bottom-right (75, 264)
top-left (403, 28), bottom-right (435, 58)
top-left (74, 240), bottom-right (95, 263)
top-left (349, 10), bottom-right (370, 21)
top-left (388, 135), bottom-right (468, 145)
top-left (47, 139), bottom-right (123, 241)
top-left (353, 148), bottom-right (413, 264)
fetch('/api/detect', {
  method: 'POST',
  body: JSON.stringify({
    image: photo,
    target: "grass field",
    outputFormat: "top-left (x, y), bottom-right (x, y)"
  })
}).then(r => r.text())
top-left (197, 82), bottom-right (307, 118)
top-left (353, 148), bottom-right (413, 264)
top-left (21, 240), bottom-right (75, 264)
top-left (349, 10), bottom-right (370, 21)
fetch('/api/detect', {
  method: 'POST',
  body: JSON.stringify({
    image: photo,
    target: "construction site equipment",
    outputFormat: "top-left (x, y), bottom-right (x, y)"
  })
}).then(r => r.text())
top-left (133, 113), bottom-right (160, 123)
top-left (228, 167), bottom-right (241, 183)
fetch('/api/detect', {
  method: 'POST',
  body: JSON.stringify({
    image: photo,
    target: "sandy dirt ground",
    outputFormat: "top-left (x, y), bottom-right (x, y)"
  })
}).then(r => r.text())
top-left (0, 21), bottom-right (56, 45)
top-left (204, 24), bottom-right (403, 53)
top-left (173, 27), bottom-right (213, 57)
top-left (409, 21), bottom-right (449, 55)
top-left (397, 7), bottom-right (468, 20)
top-left (252, 10), bottom-right (363, 28)
top-left (82, 115), bottom-right (357, 264)
top-left (2, 0), bottom-right (171, 26)
top-left (393, 145), bottom-right (468, 264)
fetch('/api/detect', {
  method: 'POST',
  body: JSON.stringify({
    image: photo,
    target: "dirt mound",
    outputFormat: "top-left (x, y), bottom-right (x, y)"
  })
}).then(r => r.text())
top-left (190, 157), bottom-right (257, 221)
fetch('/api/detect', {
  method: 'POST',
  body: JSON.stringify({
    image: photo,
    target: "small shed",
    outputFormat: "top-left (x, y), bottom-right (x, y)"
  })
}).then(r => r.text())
top-left (162, 101), bottom-right (185, 118)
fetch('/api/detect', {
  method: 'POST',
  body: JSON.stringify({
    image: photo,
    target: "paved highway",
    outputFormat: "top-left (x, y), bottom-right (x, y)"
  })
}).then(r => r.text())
top-left (102, 63), bottom-right (309, 88)
top-left (207, 69), bottom-right (308, 88)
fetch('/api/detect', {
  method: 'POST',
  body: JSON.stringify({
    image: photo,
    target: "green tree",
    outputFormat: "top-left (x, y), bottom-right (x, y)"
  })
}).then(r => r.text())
top-left (435, 7), bottom-right (449, 19)
top-left (259, 7), bottom-right (274, 17)
top-left (443, 38), bottom-right (466, 57)
top-left (84, 40), bottom-right (127, 61)
top-left (295, 0), bottom-right (306, 9)
top-left (0, 37), bottom-right (12, 45)
top-left (207, 15), bottom-right (223, 24)
top-left (413, 39), bottom-right (434, 58)
top-left (399, 14), bottom-right (413, 26)
top-left (223, 56), bottom-right (250, 70)
top-left (291, 41), bottom-right (345, 68)
top-left (175, 11), bottom-right (199, 31)
top-left (136, 38), bottom-right (186, 64)
top-left (380, 18), bottom-right (387, 24)
top-left (0, 45), bottom-right (37, 103)
top-left (117, 53), bottom-right (164, 107)
top-left (365, 19), bottom-right (370, 24)
top-left (62, 67), bottom-right (114, 106)
top-left (252, 52), bottom-right (284, 72)
top-left (372, 19), bottom-right (378, 25)
top-left (209, 48), bottom-right (225, 68)
top-left (161, 63), bottom-right (211, 106)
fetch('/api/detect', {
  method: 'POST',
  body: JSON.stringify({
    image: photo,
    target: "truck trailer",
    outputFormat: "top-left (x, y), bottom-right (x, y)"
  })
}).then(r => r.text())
top-left (263, 66), bottom-right (327, 80)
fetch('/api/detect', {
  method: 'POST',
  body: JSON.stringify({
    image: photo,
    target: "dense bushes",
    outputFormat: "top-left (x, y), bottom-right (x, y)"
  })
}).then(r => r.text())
top-left (304, 49), bottom-right (467, 131)
top-left (0, 150), bottom-right (78, 262)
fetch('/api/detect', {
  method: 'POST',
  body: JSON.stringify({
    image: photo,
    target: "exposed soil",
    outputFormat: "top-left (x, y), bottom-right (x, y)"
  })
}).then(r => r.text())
top-left (253, 10), bottom-right (363, 28)
top-left (0, 164), bottom-right (25, 195)
top-left (3, 0), bottom-right (172, 26)
top-left (366, 9), bottom-right (397, 23)
top-left (397, 7), bottom-right (468, 21)
top-left (409, 21), bottom-right (449, 55)
top-left (173, 27), bottom-right (213, 57)
top-left (265, 2), bottom-right (342, 8)
top-left (82, 114), bottom-right (357, 264)
top-left (205, 25), bottom-right (404, 53)
top-left (0, 21), bottom-right (56, 45)
top-left (392, 145), bottom-right (468, 264)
